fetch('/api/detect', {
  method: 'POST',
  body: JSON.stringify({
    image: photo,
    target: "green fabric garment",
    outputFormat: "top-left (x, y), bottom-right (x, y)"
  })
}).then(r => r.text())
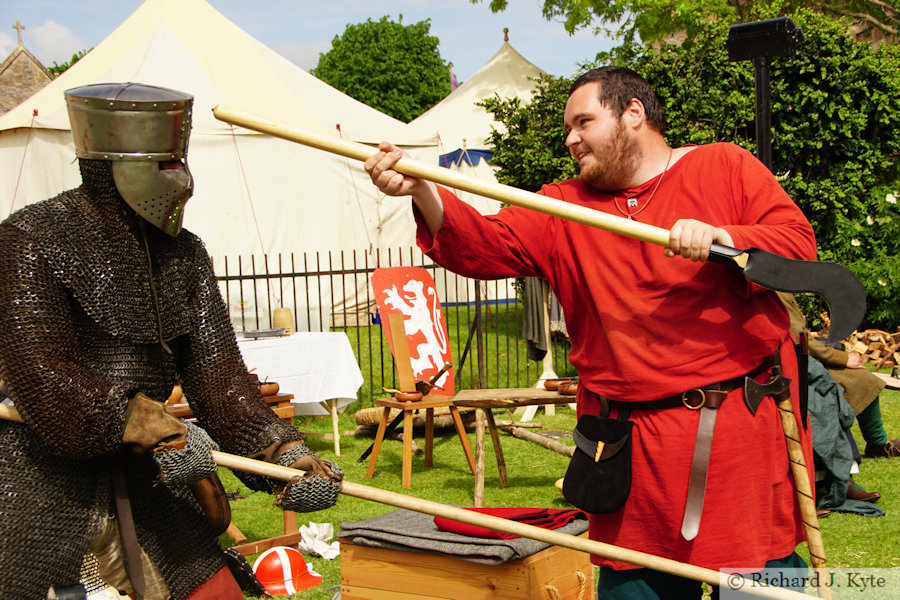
top-left (808, 359), bottom-right (885, 515)
top-left (831, 498), bottom-right (885, 517)
top-left (807, 358), bottom-right (856, 508)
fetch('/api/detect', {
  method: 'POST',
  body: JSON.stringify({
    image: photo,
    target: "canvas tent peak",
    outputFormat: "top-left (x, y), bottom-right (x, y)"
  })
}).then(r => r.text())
top-left (0, 0), bottom-right (440, 260)
top-left (410, 36), bottom-right (547, 154)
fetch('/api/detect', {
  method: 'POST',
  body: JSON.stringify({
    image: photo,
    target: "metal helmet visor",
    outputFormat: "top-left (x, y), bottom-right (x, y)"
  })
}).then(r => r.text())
top-left (65, 82), bottom-right (194, 236)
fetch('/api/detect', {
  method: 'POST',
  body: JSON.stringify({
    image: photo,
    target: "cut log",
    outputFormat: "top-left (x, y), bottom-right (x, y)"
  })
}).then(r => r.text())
top-left (503, 426), bottom-right (575, 457)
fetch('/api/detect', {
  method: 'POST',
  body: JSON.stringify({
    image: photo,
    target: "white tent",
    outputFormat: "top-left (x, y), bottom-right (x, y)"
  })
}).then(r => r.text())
top-left (410, 34), bottom-right (547, 215)
top-left (0, 0), bottom-right (445, 329)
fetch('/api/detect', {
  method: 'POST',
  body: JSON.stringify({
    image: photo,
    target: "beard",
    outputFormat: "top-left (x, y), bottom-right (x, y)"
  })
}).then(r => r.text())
top-left (579, 120), bottom-right (642, 191)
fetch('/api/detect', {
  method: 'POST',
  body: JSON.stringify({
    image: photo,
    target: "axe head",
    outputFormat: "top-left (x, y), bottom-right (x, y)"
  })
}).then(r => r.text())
top-left (710, 244), bottom-right (866, 348)
top-left (743, 369), bottom-right (792, 415)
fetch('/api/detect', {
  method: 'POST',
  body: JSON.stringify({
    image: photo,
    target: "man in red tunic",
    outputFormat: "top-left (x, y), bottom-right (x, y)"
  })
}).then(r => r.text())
top-left (366, 66), bottom-right (816, 599)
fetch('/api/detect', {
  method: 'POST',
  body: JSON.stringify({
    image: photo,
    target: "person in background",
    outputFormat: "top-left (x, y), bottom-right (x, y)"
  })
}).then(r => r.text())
top-left (780, 292), bottom-right (899, 460)
top-left (0, 83), bottom-right (342, 600)
top-left (365, 66), bottom-right (817, 599)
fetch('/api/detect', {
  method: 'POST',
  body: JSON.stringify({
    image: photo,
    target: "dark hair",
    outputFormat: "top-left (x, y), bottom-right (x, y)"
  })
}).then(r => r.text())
top-left (570, 66), bottom-right (666, 134)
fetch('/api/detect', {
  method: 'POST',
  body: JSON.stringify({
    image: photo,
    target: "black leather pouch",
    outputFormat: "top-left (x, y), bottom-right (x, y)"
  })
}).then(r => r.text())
top-left (562, 412), bottom-right (633, 513)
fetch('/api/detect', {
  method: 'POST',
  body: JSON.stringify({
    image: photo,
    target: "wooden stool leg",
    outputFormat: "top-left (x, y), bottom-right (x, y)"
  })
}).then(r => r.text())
top-left (283, 510), bottom-right (298, 535)
top-left (484, 408), bottom-right (508, 488)
top-left (366, 407), bottom-right (392, 479)
top-left (226, 522), bottom-right (247, 544)
top-left (449, 406), bottom-right (476, 475)
top-left (425, 408), bottom-right (435, 468)
top-left (474, 409), bottom-right (485, 507)
top-left (402, 408), bottom-right (414, 489)
top-left (330, 398), bottom-right (341, 457)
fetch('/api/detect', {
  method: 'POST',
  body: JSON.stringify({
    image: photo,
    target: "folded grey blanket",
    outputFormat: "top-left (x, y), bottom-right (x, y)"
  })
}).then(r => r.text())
top-left (338, 507), bottom-right (589, 565)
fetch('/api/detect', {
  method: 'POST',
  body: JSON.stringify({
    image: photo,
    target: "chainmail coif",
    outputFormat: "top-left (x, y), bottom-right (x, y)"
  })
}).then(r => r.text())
top-left (0, 159), bottom-right (314, 599)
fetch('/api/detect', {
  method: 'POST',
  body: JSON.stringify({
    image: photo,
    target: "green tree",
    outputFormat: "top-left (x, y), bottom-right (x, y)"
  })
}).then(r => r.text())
top-left (472, 0), bottom-right (899, 45)
top-left (481, 75), bottom-right (578, 192)
top-left (48, 49), bottom-right (89, 77)
top-left (312, 16), bottom-right (451, 122)
top-left (483, 10), bottom-right (900, 328)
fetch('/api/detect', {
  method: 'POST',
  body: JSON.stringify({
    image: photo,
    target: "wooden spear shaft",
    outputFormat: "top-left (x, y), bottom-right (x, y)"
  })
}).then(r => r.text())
top-left (0, 403), bottom-right (808, 599)
top-left (214, 452), bottom-right (813, 600)
top-left (211, 104), bottom-right (673, 249)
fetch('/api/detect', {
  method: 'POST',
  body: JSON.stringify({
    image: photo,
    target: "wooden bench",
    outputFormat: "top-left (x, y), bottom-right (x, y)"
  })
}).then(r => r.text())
top-left (165, 392), bottom-right (295, 422)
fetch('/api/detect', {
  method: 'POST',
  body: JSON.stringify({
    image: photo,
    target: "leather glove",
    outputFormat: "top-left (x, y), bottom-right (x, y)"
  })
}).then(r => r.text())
top-left (263, 441), bottom-right (343, 513)
top-left (122, 393), bottom-right (219, 486)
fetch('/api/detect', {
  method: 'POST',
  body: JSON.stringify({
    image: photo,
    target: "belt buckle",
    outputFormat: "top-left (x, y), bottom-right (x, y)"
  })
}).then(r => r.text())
top-left (681, 388), bottom-right (706, 410)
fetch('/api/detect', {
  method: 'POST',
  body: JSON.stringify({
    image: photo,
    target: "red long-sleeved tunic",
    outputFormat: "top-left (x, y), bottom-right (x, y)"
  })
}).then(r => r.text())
top-left (417, 143), bottom-right (817, 570)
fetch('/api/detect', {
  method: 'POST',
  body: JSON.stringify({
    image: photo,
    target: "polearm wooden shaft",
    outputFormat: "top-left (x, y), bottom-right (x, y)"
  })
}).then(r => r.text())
top-left (212, 104), bottom-right (671, 248)
top-left (776, 397), bottom-right (833, 599)
top-left (0, 403), bottom-right (805, 599)
top-left (214, 452), bottom-right (811, 600)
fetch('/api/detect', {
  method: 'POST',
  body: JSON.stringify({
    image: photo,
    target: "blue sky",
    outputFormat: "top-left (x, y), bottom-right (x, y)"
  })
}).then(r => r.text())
top-left (1, 0), bottom-right (615, 81)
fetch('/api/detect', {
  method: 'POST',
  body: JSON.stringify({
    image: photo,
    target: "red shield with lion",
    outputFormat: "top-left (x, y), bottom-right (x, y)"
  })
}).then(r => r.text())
top-left (372, 267), bottom-right (453, 397)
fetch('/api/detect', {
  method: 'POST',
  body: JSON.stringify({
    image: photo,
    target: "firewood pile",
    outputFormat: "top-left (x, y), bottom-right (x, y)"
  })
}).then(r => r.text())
top-left (833, 328), bottom-right (900, 368)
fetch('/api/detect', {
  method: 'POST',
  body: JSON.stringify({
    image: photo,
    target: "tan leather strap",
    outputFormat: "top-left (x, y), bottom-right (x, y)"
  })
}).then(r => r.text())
top-left (680, 399), bottom-right (724, 541)
top-left (112, 458), bottom-right (146, 599)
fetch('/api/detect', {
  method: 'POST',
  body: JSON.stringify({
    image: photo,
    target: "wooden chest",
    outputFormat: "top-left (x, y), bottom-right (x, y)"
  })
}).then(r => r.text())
top-left (339, 535), bottom-right (594, 600)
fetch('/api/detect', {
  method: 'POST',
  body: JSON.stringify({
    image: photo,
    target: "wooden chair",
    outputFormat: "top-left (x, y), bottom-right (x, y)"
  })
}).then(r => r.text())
top-left (367, 267), bottom-right (572, 504)
top-left (366, 300), bottom-right (475, 490)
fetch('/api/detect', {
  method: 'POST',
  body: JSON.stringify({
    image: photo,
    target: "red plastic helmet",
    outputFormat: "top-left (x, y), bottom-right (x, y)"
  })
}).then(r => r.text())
top-left (252, 546), bottom-right (322, 595)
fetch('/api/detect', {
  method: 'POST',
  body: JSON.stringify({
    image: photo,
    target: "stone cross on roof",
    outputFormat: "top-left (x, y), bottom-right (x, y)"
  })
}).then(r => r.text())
top-left (13, 21), bottom-right (25, 46)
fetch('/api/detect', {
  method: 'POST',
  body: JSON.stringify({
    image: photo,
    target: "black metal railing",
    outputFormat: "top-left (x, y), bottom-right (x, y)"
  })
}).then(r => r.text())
top-left (215, 248), bottom-right (574, 409)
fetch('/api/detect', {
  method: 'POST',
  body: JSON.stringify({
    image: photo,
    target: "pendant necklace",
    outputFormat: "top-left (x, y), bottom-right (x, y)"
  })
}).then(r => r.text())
top-left (613, 148), bottom-right (674, 220)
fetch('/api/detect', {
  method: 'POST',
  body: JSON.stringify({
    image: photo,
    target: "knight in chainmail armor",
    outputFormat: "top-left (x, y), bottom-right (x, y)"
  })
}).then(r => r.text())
top-left (0, 83), bottom-right (342, 600)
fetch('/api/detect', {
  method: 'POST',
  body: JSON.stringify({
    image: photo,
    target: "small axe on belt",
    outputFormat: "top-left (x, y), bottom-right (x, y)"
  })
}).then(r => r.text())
top-left (358, 361), bottom-right (452, 463)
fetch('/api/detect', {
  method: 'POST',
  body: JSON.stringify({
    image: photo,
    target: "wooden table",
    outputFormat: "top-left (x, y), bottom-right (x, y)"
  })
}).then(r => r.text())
top-left (237, 332), bottom-right (364, 457)
top-left (453, 388), bottom-right (575, 506)
top-left (166, 392), bottom-right (295, 421)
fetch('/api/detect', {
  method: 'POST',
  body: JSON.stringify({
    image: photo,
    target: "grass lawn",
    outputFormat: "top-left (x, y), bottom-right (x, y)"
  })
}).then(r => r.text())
top-left (224, 383), bottom-right (900, 599)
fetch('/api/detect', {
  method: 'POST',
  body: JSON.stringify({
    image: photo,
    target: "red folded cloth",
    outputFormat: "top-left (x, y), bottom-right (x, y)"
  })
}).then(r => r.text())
top-left (434, 507), bottom-right (587, 540)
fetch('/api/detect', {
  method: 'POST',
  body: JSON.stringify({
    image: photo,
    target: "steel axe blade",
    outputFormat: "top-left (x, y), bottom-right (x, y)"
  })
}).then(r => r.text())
top-left (709, 243), bottom-right (866, 347)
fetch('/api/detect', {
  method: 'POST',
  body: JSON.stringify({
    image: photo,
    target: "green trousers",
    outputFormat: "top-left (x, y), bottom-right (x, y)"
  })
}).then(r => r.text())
top-left (858, 397), bottom-right (888, 446)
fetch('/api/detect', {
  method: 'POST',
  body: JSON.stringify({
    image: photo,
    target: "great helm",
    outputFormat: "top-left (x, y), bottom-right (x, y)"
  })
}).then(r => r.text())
top-left (65, 82), bottom-right (194, 236)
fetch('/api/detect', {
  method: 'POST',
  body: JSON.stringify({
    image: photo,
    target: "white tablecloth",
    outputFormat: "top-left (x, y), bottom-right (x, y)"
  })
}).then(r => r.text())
top-left (237, 332), bottom-right (363, 416)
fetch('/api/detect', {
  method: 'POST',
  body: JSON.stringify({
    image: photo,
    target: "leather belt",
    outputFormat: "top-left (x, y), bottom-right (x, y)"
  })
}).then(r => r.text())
top-left (608, 357), bottom-right (775, 542)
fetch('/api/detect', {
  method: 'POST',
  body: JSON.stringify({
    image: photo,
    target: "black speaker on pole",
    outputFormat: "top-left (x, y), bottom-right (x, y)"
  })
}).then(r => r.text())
top-left (727, 16), bottom-right (804, 172)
